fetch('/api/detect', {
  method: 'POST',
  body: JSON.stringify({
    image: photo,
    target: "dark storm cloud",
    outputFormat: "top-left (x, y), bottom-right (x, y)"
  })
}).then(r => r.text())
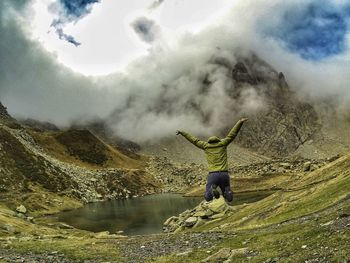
top-left (131, 17), bottom-right (160, 43)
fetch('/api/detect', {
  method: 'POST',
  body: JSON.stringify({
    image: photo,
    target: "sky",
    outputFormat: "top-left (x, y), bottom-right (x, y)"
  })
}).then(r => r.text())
top-left (1, 0), bottom-right (350, 141)
top-left (29, 0), bottom-right (231, 75)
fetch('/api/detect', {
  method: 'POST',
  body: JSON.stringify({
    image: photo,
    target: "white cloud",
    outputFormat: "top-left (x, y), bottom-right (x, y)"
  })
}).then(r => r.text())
top-left (2, 0), bottom-right (350, 143)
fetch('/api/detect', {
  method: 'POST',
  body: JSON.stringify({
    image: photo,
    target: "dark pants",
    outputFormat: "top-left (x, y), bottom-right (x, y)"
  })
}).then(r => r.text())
top-left (204, 171), bottom-right (233, 202)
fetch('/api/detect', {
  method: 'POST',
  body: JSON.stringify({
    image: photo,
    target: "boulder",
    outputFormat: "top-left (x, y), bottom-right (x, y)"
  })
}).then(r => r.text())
top-left (201, 248), bottom-right (232, 263)
top-left (280, 163), bottom-right (291, 169)
top-left (1, 224), bottom-right (16, 234)
top-left (164, 216), bottom-right (178, 226)
top-left (193, 218), bottom-right (206, 228)
top-left (206, 198), bottom-right (227, 213)
top-left (303, 161), bottom-right (312, 172)
top-left (184, 217), bottom-right (198, 227)
top-left (95, 231), bottom-right (110, 239)
top-left (16, 205), bottom-right (27, 214)
top-left (210, 212), bottom-right (226, 220)
top-left (193, 210), bottom-right (209, 217)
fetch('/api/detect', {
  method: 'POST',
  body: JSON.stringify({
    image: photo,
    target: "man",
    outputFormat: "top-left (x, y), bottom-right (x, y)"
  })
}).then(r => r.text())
top-left (176, 118), bottom-right (248, 202)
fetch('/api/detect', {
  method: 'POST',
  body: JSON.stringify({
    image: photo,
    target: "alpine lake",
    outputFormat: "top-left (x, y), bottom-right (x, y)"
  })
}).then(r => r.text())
top-left (58, 191), bottom-right (274, 235)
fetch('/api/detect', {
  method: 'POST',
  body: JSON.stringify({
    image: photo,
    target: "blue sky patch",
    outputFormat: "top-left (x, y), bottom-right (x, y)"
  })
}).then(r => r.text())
top-left (266, 2), bottom-right (350, 60)
top-left (49, 0), bottom-right (100, 46)
top-left (58, 0), bottom-right (99, 21)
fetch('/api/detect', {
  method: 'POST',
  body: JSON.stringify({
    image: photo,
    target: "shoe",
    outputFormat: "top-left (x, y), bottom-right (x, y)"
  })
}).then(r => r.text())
top-left (223, 187), bottom-right (233, 202)
top-left (211, 185), bottom-right (220, 199)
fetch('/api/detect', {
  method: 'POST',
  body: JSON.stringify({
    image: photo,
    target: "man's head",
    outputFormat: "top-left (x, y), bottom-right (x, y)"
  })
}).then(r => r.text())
top-left (207, 136), bottom-right (221, 143)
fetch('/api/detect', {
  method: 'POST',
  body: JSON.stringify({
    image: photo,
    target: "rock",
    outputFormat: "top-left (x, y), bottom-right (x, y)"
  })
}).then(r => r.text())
top-left (164, 216), bottom-right (178, 226)
top-left (184, 217), bottom-right (198, 227)
top-left (207, 198), bottom-right (227, 213)
top-left (321, 220), bottom-right (334, 226)
top-left (18, 236), bottom-right (33, 242)
top-left (57, 222), bottom-right (74, 229)
top-left (201, 248), bottom-right (232, 262)
top-left (303, 161), bottom-right (312, 172)
top-left (280, 163), bottom-right (291, 169)
top-left (95, 231), bottom-right (110, 239)
top-left (16, 205), bottom-right (27, 214)
top-left (210, 212), bottom-right (226, 219)
top-left (193, 218), bottom-right (206, 228)
top-left (26, 217), bottom-right (35, 223)
top-left (229, 247), bottom-right (249, 256)
top-left (1, 224), bottom-right (16, 234)
top-left (176, 250), bottom-right (193, 256)
top-left (174, 226), bottom-right (185, 233)
top-left (193, 210), bottom-right (206, 217)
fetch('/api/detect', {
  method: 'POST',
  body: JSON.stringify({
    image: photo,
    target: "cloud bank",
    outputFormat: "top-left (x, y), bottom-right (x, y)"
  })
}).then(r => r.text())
top-left (1, 0), bottom-right (350, 142)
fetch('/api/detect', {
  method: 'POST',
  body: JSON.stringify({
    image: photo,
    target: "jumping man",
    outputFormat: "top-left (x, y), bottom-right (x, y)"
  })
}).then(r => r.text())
top-left (176, 118), bottom-right (248, 202)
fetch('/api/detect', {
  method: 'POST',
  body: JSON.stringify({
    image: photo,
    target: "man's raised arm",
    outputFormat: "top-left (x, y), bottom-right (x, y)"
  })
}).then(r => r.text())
top-left (176, 131), bottom-right (206, 149)
top-left (221, 118), bottom-right (248, 146)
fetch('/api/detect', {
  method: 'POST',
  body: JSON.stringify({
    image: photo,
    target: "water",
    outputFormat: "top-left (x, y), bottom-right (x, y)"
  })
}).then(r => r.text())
top-left (58, 192), bottom-right (273, 235)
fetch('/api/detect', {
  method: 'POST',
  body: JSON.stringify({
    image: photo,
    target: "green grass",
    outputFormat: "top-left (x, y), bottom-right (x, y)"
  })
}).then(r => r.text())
top-left (2, 238), bottom-right (123, 262)
top-left (195, 154), bottom-right (350, 232)
top-left (150, 155), bottom-right (350, 262)
top-left (151, 206), bottom-right (349, 262)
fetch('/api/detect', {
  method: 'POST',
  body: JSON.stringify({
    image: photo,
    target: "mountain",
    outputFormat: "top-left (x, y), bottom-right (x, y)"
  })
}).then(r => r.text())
top-left (0, 52), bottom-right (350, 262)
top-left (0, 105), bottom-right (160, 214)
top-left (140, 54), bottom-right (350, 163)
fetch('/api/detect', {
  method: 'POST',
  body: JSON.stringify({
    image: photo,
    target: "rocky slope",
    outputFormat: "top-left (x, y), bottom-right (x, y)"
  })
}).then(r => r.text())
top-left (0, 103), bottom-right (160, 216)
top-left (0, 151), bottom-right (348, 263)
top-left (140, 55), bottom-right (350, 168)
top-left (0, 54), bottom-right (350, 262)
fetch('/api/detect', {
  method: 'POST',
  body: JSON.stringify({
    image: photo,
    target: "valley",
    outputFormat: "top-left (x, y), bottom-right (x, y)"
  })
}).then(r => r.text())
top-left (0, 58), bottom-right (350, 262)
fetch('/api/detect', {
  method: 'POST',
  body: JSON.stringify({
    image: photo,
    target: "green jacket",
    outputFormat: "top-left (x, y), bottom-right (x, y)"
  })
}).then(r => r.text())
top-left (180, 120), bottom-right (245, 172)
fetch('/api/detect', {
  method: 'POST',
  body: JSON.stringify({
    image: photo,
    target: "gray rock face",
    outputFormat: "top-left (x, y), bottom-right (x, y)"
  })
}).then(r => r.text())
top-left (228, 57), bottom-right (320, 157)
top-left (0, 121), bottom-right (159, 204)
top-left (232, 62), bottom-right (256, 84)
top-left (0, 102), bottom-right (12, 121)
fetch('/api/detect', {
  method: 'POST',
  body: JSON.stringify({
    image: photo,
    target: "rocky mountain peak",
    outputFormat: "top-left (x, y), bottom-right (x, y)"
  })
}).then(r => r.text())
top-left (227, 58), bottom-right (320, 157)
top-left (232, 61), bottom-right (255, 84)
top-left (0, 101), bottom-right (13, 121)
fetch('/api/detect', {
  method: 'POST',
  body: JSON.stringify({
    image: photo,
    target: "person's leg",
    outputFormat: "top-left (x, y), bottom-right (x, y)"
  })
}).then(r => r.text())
top-left (204, 173), bottom-right (219, 201)
top-left (221, 172), bottom-right (233, 202)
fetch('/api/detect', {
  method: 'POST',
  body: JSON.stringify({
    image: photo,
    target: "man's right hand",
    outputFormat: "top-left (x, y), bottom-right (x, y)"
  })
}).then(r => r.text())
top-left (176, 130), bottom-right (181, 135)
top-left (240, 118), bottom-right (248, 122)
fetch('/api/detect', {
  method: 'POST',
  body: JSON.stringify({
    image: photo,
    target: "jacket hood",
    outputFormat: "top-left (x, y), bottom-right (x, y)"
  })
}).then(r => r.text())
top-left (207, 136), bottom-right (221, 143)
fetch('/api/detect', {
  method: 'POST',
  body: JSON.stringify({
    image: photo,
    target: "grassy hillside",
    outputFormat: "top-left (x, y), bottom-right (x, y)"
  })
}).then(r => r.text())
top-left (207, 153), bottom-right (350, 230)
top-left (0, 153), bottom-right (348, 262)
top-left (29, 129), bottom-right (146, 169)
top-left (152, 153), bottom-right (350, 262)
top-left (0, 121), bottom-right (160, 215)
